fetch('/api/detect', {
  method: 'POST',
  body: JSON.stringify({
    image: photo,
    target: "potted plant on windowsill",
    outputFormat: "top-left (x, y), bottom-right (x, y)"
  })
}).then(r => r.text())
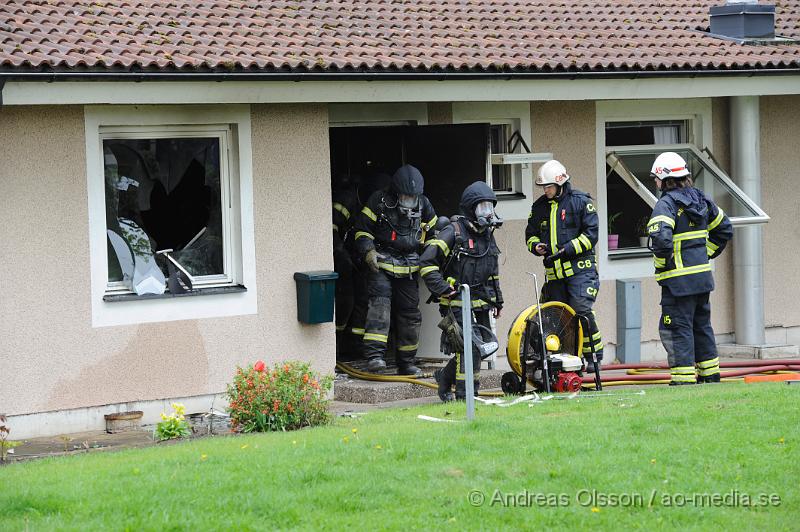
top-left (607, 212), bottom-right (622, 250)
top-left (636, 215), bottom-right (650, 248)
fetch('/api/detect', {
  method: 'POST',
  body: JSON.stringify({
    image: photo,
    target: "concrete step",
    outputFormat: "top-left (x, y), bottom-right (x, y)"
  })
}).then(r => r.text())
top-left (717, 344), bottom-right (800, 360)
top-left (334, 364), bottom-right (505, 403)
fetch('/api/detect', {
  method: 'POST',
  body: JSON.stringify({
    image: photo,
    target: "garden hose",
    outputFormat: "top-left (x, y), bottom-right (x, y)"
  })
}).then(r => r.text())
top-left (336, 362), bottom-right (504, 397)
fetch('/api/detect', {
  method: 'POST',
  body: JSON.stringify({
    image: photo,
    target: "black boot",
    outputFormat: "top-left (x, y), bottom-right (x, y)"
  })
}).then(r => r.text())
top-left (697, 373), bottom-right (721, 384)
top-left (454, 379), bottom-right (479, 400)
top-left (584, 357), bottom-right (602, 374)
top-left (669, 381), bottom-right (696, 386)
top-left (434, 369), bottom-right (454, 402)
top-left (367, 357), bottom-right (386, 372)
top-left (454, 380), bottom-right (466, 401)
top-left (398, 364), bottom-right (422, 377)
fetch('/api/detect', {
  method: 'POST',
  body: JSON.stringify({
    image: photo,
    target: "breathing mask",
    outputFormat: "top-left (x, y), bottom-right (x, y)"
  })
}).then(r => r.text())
top-left (474, 200), bottom-right (503, 230)
top-left (398, 193), bottom-right (421, 219)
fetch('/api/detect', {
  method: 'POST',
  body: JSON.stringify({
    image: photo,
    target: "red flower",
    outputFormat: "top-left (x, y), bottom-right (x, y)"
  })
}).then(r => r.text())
top-left (302, 374), bottom-right (309, 383)
top-left (254, 360), bottom-right (266, 372)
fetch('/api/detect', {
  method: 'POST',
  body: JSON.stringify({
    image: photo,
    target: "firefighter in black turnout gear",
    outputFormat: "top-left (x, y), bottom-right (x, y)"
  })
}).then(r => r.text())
top-left (648, 152), bottom-right (733, 385)
top-left (420, 181), bottom-right (504, 401)
top-left (340, 173), bottom-right (392, 359)
top-left (331, 176), bottom-right (360, 360)
top-left (354, 165), bottom-right (438, 374)
top-left (525, 160), bottom-right (604, 371)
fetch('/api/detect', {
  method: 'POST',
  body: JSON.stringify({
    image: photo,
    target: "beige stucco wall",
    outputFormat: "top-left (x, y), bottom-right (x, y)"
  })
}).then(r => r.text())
top-left (0, 104), bottom-right (334, 416)
top-left (761, 95), bottom-right (800, 329)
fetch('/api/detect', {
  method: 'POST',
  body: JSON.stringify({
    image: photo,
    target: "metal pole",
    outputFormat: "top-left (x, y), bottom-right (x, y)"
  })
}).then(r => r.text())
top-left (460, 284), bottom-right (475, 420)
top-left (730, 96), bottom-right (766, 346)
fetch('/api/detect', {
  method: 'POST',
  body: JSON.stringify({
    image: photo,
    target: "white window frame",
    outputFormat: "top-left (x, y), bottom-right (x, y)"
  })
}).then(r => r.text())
top-left (595, 99), bottom-right (712, 280)
top-left (606, 143), bottom-right (769, 225)
top-left (85, 105), bottom-right (257, 327)
top-left (453, 102), bottom-right (540, 221)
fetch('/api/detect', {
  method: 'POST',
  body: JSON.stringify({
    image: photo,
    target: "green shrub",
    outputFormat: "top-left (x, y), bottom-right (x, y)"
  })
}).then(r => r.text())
top-left (154, 403), bottom-right (191, 441)
top-left (226, 360), bottom-right (333, 433)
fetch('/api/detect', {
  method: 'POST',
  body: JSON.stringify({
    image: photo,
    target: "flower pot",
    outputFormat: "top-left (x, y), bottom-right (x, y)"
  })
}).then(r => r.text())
top-left (608, 234), bottom-right (619, 250)
top-left (104, 410), bottom-right (143, 433)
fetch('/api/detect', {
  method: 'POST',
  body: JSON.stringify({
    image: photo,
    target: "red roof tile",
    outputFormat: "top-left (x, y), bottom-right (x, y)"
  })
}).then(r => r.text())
top-left (0, 1), bottom-right (799, 74)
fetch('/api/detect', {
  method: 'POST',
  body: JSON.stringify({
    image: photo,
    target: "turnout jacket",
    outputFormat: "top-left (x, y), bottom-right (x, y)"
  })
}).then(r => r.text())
top-left (419, 216), bottom-right (503, 310)
top-left (332, 186), bottom-right (359, 261)
top-left (525, 182), bottom-right (599, 281)
top-left (648, 186), bottom-right (733, 296)
top-left (354, 190), bottom-right (438, 277)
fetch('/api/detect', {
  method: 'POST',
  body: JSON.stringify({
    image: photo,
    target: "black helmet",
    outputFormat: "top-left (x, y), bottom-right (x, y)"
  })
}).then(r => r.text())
top-left (391, 165), bottom-right (425, 196)
top-left (459, 181), bottom-right (497, 220)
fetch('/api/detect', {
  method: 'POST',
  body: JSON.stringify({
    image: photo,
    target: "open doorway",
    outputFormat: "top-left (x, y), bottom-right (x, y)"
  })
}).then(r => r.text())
top-left (329, 123), bottom-right (490, 363)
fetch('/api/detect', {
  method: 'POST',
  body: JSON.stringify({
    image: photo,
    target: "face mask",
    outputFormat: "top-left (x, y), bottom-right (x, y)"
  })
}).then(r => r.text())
top-left (398, 194), bottom-right (419, 209)
top-left (474, 201), bottom-right (494, 219)
top-left (474, 201), bottom-right (502, 230)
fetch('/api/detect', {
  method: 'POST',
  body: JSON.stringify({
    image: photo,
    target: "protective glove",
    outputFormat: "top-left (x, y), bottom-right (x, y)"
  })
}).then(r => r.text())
top-left (439, 288), bottom-right (458, 300)
top-left (365, 249), bottom-right (381, 273)
top-left (542, 249), bottom-right (564, 268)
top-left (533, 243), bottom-right (550, 257)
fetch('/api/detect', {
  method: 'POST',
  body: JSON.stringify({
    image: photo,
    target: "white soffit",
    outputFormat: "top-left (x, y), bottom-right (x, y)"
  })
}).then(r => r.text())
top-left (4, 75), bottom-right (800, 105)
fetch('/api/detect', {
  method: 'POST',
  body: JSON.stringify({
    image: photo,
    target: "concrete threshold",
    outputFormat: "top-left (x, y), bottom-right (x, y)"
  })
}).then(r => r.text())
top-left (717, 344), bottom-right (800, 359)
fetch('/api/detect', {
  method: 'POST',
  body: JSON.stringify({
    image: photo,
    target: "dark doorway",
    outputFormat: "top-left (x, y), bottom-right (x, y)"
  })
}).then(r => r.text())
top-left (329, 123), bottom-right (489, 217)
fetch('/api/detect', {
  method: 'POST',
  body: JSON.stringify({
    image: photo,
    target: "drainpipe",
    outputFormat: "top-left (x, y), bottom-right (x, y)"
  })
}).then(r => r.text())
top-left (730, 95), bottom-right (765, 346)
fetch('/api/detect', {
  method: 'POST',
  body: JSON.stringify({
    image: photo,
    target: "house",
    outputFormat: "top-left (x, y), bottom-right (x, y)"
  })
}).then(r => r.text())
top-left (2, 0), bottom-right (799, 438)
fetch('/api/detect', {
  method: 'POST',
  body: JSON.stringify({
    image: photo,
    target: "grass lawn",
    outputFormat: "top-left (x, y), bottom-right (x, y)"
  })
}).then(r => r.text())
top-left (1, 383), bottom-right (797, 530)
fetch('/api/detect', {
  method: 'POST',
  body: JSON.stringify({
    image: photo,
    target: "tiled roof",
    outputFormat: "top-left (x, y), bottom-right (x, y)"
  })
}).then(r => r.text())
top-left (1, 1), bottom-right (799, 75)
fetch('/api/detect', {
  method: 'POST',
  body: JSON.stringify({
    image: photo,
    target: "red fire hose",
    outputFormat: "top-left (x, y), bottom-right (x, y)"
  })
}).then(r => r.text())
top-left (581, 359), bottom-right (800, 387)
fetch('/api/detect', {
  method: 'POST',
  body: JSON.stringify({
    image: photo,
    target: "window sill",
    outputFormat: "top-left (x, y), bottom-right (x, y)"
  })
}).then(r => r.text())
top-left (496, 192), bottom-right (526, 201)
top-left (608, 248), bottom-right (652, 261)
top-left (103, 284), bottom-right (247, 302)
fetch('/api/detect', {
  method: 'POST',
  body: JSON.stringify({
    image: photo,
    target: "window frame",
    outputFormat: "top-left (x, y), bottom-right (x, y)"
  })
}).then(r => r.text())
top-left (102, 125), bottom-right (237, 294)
top-left (595, 99), bottom-right (712, 280)
top-left (606, 143), bottom-right (770, 226)
top-left (453, 102), bottom-right (539, 221)
top-left (85, 105), bottom-right (257, 327)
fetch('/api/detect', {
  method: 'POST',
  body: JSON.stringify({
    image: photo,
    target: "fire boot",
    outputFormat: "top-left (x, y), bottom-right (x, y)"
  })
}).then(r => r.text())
top-left (434, 368), bottom-right (454, 402)
top-left (584, 357), bottom-right (602, 374)
top-left (697, 373), bottom-right (721, 384)
top-left (398, 363), bottom-right (423, 377)
top-left (367, 357), bottom-right (387, 372)
top-left (454, 379), bottom-right (480, 400)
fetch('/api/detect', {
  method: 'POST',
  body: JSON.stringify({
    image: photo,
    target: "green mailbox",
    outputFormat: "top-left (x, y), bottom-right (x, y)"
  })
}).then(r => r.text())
top-left (293, 271), bottom-right (339, 324)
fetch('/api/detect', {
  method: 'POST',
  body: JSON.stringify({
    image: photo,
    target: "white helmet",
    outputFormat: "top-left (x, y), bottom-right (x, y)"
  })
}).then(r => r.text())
top-left (536, 160), bottom-right (570, 186)
top-left (650, 152), bottom-right (690, 180)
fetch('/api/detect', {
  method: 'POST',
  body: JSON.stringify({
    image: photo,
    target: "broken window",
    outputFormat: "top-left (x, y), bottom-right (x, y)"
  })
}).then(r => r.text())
top-left (103, 133), bottom-right (230, 295)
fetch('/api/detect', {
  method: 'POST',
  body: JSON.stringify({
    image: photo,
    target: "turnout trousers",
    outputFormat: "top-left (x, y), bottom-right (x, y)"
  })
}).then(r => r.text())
top-left (659, 288), bottom-right (720, 384)
top-left (541, 269), bottom-right (604, 362)
top-left (362, 269), bottom-right (421, 367)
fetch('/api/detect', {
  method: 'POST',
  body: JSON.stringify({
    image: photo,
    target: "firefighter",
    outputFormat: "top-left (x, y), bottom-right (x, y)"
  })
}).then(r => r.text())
top-left (648, 152), bottom-right (733, 385)
top-left (420, 181), bottom-right (503, 401)
top-left (342, 173), bottom-right (392, 359)
top-left (525, 160), bottom-right (603, 372)
top-left (354, 165), bottom-right (438, 374)
top-left (331, 175), bottom-right (360, 360)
